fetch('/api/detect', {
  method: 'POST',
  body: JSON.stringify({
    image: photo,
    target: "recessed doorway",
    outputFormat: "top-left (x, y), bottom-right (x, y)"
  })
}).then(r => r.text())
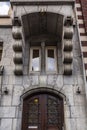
top-left (22, 93), bottom-right (64, 130)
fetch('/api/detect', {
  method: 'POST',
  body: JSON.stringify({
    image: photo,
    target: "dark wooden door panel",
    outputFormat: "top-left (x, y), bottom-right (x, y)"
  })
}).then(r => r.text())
top-left (48, 126), bottom-right (59, 130)
top-left (22, 94), bottom-right (64, 130)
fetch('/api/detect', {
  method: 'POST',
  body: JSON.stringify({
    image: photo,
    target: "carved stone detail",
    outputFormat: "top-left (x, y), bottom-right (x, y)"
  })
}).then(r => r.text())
top-left (12, 16), bottom-right (23, 75)
top-left (63, 40), bottom-right (72, 51)
top-left (14, 64), bottom-right (23, 75)
top-left (13, 52), bottom-right (23, 64)
top-left (63, 16), bottom-right (73, 75)
top-left (64, 16), bottom-right (73, 26)
top-left (63, 64), bottom-right (72, 75)
top-left (13, 40), bottom-right (22, 52)
top-left (12, 26), bottom-right (22, 39)
top-left (63, 52), bottom-right (73, 63)
top-left (64, 27), bottom-right (73, 39)
top-left (12, 16), bottom-right (21, 26)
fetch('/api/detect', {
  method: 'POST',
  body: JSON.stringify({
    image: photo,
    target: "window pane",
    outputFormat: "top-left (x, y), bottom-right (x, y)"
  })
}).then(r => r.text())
top-left (32, 49), bottom-right (40, 71)
top-left (47, 49), bottom-right (56, 71)
top-left (0, 2), bottom-right (10, 16)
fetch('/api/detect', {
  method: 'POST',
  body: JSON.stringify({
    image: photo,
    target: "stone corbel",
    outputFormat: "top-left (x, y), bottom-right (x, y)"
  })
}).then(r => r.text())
top-left (63, 16), bottom-right (73, 75)
top-left (63, 52), bottom-right (73, 63)
top-left (13, 40), bottom-right (22, 52)
top-left (12, 16), bottom-right (21, 26)
top-left (12, 16), bottom-right (23, 75)
top-left (64, 27), bottom-right (73, 39)
top-left (63, 64), bottom-right (72, 75)
top-left (12, 26), bottom-right (22, 39)
top-left (64, 16), bottom-right (73, 26)
top-left (14, 64), bottom-right (23, 75)
top-left (13, 52), bottom-right (23, 64)
top-left (63, 40), bottom-right (72, 51)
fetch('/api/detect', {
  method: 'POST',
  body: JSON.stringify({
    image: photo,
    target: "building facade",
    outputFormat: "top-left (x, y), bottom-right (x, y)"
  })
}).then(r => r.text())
top-left (0, 0), bottom-right (87, 130)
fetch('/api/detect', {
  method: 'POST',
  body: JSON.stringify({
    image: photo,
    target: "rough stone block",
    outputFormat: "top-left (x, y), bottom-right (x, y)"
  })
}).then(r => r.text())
top-left (63, 76), bottom-right (74, 85)
top-left (39, 75), bottom-right (47, 87)
top-left (73, 85), bottom-right (85, 94)
top-left (30, 76), bottom-right (39, 86)
top-left (64, 105), bottom-right (70, 118)
top-left (23, 76), bottom-right (30, 87)
top-left (71, 106), bottom-right (86, 118)
top-left (47, 75), bottom-right (57, 86)
top-left (14, 76), bottom-right (23, 85)
top-left (1, 85), bottom-right (13, 106)
top-left (12, 118), bottom-right (22, 130)
top-left (56, 75), bottom-right (63, 88)
top-left (74, 94), bottom-right (86, 106)
top-left (65, 118), bottom-right (77, 130)
top-left (1, 58), bottom-right (11, 66)
top-left (0, 107), bottom-right (16, 118)
top-left (0, 119), bottom-right (12, 130)
top-left (4, 66), bottom-right (14, 75)
top-left (76, 118), bottom-right (87, 130)
top-left (62, 85), bottom-right (74, 105)
top-left (12, 85), bottom-right (24, 105)
top-left (23, 66), bottom-right (28, 75)
top-left (2, 76), bottom-right (9, 85)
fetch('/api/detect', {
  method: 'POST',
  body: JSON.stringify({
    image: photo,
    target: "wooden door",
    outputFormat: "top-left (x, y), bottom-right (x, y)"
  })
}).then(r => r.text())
top-left (22, 94), bottom-right (64, 130)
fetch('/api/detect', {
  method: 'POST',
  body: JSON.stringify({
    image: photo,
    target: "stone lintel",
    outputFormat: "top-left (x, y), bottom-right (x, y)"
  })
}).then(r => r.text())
top-left (10, 0), bottom-right (75, 6)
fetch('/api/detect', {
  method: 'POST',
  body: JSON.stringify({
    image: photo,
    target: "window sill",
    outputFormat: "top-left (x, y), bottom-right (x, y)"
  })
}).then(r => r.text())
top-left (46, 72), bottom-right (58, 75)
top-left (29, 71), bottom-right (40, 75)
top-left (29, 71), bottom-right (58, 75)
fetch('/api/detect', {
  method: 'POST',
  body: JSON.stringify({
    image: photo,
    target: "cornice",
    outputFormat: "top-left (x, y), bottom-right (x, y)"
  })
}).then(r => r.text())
top-left (10, 0), bottom-right (75, 6)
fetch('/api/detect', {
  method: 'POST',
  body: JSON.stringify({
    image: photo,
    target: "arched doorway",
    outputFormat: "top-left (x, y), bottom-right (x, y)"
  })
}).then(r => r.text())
top-left (22, 92), bottom-right (64, 130)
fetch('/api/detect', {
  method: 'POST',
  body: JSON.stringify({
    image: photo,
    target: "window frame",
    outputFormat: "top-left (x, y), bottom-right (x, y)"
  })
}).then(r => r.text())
top-left (29, 46), bottom-right (57, 74)
top-left (46, 46), bottom-right (57, 74)
top-left (29, 47), bottom-right (41, 73)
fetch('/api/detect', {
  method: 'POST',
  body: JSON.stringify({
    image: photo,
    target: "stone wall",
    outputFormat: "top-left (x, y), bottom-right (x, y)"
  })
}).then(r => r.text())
top-left (0, 25), bottom-right (87, 130)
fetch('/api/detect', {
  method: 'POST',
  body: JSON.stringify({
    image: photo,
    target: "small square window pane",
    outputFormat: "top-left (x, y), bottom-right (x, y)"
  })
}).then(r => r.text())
top-left (31, 49), bottom-right (40, 71)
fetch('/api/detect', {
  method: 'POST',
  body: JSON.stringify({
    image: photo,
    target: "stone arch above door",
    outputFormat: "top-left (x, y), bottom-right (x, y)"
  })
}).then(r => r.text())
top-left (21, 87), bottom-right (66, 101)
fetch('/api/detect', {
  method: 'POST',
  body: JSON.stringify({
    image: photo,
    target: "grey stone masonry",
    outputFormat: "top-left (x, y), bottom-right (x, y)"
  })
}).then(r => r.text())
top-left (0, 2), bottom-right (87, 130)
top-left (0, 26), bottom-right (87, 130)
